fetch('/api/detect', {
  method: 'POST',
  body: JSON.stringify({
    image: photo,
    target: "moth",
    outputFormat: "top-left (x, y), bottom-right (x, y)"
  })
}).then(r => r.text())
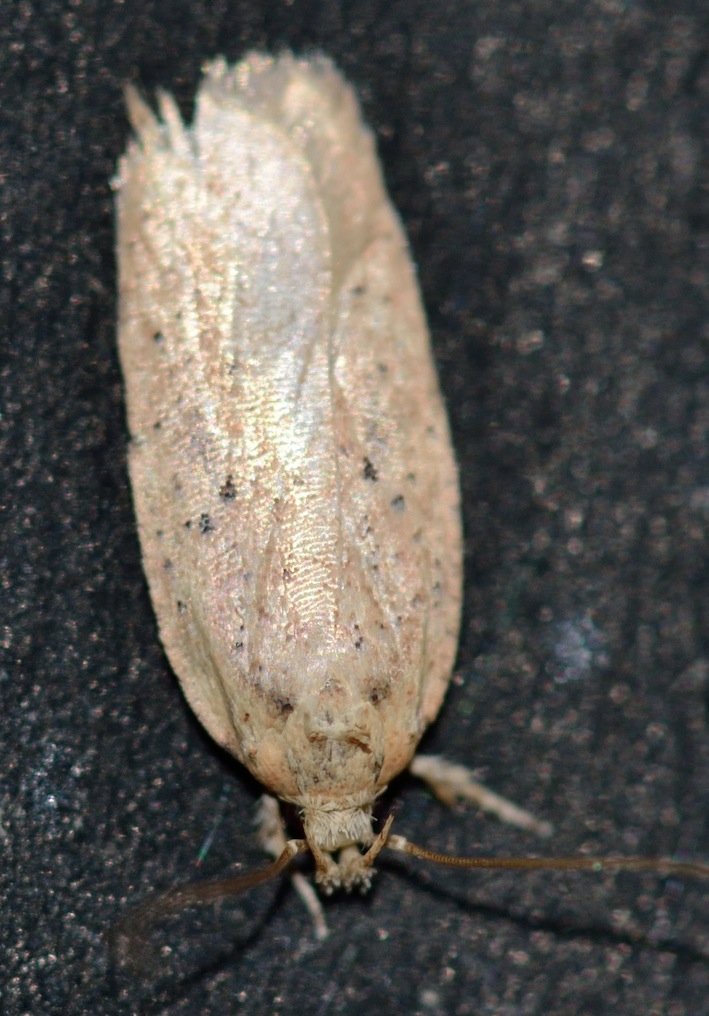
top-left (114, 52), bottom-right (707, 954)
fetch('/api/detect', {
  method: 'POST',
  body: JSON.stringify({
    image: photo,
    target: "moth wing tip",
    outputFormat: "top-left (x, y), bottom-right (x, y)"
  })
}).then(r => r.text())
top-left (123, 83), bottom-right (156, 137)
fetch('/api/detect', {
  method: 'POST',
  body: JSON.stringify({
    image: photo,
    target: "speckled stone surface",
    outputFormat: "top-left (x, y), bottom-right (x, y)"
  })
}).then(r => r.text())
top-left (2, 3), bottom-right (708, 1014)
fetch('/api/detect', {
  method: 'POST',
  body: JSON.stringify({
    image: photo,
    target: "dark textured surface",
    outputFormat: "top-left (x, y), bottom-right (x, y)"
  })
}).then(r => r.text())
top-left (2, 2), bottom-right (708, 1014)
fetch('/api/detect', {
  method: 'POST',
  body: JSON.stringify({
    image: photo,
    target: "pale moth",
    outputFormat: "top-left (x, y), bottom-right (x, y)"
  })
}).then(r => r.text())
top-left (114, 52), bottom-right (707, 952)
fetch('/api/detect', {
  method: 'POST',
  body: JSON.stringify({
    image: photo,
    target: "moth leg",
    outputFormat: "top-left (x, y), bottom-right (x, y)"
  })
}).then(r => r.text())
top-left (255, 795), bottom-right (329, 940)
top-left (409, 754), bottom-right (553, 838)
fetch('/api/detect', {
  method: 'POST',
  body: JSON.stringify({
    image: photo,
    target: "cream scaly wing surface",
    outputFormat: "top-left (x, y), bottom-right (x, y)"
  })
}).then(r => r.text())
top-left (116, 53), bottom-right (462, 803)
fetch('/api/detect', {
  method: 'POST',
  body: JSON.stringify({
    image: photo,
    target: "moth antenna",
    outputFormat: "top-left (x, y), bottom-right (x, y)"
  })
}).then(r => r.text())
top-left (385, 834), bottom-right (709, 880)
top-left (109, 838), bottom-right (308, 971)
top-left (361, 812), bottom-right (396, 866)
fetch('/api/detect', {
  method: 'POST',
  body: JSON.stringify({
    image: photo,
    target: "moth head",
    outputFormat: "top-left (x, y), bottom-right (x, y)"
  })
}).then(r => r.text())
top-left (300, 805), bottom-right (391, 893)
